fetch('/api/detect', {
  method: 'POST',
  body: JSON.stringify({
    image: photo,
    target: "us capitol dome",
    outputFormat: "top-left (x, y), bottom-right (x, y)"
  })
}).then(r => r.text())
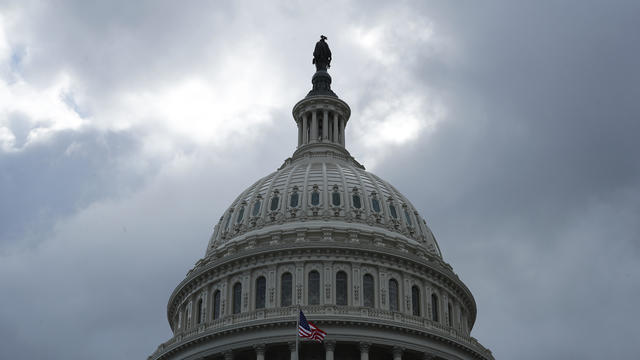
top-left (149, 38), bottom-right (494, 360)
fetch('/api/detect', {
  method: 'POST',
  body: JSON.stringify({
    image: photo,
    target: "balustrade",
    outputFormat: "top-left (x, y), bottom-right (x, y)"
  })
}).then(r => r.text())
top-left (155, 305), bottom-right (491, 360)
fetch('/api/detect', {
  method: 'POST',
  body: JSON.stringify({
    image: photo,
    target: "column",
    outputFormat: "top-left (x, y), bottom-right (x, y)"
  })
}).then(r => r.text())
top-left (302, 113), bottom-right (309, 145)
top-left (392, 347), bottom-right (403, 360)
top-left (254, 344), bottom-right (266, 360)
top-left (333, 113), bottom-right (339, 144)
top-left (359, 342), bottom-right (370, 360)
top-left (311, 111), bottom-right (318, 142)
top-left (325, 340), bottom-right (336, 360)
top-left (242, 273), bottom-right (250, 313)
top-left (224, 350), bottom-right (233, 360)
top-left (338, 117), bottom-right (345, 146)
top-left (322, 110), bottom-right (329, 140)
top-left (201, 291), bottom-right (208, 324)
top-left (288, 341), bottom-right (297, 360)
top-left (297, 119), bottom-right (303, 147)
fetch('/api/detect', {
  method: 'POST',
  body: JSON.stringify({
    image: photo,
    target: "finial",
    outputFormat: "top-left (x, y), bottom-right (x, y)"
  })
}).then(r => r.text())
top-left (312, 35), bottom-right (332, 71)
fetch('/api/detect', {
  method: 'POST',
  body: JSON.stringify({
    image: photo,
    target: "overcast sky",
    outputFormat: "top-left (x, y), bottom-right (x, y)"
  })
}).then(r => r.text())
top-left (1, 1), bottom-right (639, 359)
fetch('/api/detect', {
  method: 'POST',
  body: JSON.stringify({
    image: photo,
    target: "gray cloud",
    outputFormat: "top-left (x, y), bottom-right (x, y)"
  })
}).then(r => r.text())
top-left (1, 1), bottom-right (639, 360)
top-left (374, 1), bottom-right (640, 358)
top-left (0, 127), bottom-right (153, 249)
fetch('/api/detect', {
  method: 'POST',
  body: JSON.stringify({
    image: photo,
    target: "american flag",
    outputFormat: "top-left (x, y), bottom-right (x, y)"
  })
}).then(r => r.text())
top-left (298, 310), bottom-right (327, 342)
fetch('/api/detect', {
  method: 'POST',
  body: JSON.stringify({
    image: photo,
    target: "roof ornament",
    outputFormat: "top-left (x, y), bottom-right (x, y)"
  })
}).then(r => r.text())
top-left (307, 35), bottom-right (337, 97)
top-left (313, 35), bottom-right (332, 71)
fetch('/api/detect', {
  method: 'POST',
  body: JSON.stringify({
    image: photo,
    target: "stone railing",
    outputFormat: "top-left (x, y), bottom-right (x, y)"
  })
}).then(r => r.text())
top-left (150, 305), bottom-right (493, 360)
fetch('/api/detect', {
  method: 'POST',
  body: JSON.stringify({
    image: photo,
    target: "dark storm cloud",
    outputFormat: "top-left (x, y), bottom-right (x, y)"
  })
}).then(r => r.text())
top-left (374, 1), bottom-right (640, 359)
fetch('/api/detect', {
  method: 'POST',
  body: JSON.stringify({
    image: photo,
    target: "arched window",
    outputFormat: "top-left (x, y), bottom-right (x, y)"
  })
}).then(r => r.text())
top-left (308, 271), bottom-right (320, 305)
top-left (213, 290), bottom-right (221, 320)
top-left (389, 279), bottom-right (399, 312)
top-left (411, 286), bottom-right (420, 316)
top-left (332, 186), bottom-right (341, 206)
top-left (196, 298), bottom-right (203, 324)
top-left (352, 193), bottom-right (362, 209)
top-left (336, 271), bottom-right (347, 305)
top-left (232, 282), bottom-right (242, 314)
top-left (252, 199), bottom-right (261, 217)
top-left (256, 276), bottom-right (266, 309)
top-left (177, 310), bottom-right (183, 329)
top-left (270, 195), bottom-right (279, 211)
top-left (236, 206), bottom-right (245, 224)
top-left (290, 190), bottom-right (299, 208)
top-left (431, 293), bottom-right (439, 322)
top-left (448, 302), bottom-right (453, 326)
top-left (281, 272), bottom-right (292, 307)
top-left (363, 274), bottom-right (374, 307)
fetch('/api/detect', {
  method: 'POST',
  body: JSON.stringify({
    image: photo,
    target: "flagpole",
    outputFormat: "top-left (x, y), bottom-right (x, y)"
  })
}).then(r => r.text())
top-left (296, 304), bottom-right (300, 360)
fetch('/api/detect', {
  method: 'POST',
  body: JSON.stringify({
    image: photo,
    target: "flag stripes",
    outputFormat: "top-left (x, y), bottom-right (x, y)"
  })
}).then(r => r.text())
top-left (298, 310), bottom-right (327, 342)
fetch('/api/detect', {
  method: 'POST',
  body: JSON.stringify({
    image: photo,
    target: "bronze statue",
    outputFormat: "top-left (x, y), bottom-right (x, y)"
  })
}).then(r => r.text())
top-left (313, 35), bottom-right (332, 71)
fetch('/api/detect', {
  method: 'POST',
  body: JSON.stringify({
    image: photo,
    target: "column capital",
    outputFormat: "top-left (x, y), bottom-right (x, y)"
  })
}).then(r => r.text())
top-left (223, 350), bottom-right (233, 360)
top-left (392, 346), bottom-right (404, 359)
top-left (359, 342), bottom-right (371, 353)
top-left (288, 341), bottom-right (297, 352)
top-left (324, 340), bottom-right (336, 352)
top-left (423, 354), bottom-right (436, 360)
top-left (253, 343), bottom-right (266, 353)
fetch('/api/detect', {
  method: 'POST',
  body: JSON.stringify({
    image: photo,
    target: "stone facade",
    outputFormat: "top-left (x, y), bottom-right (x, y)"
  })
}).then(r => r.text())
top-left (148, 68), bottom-right (494, 360)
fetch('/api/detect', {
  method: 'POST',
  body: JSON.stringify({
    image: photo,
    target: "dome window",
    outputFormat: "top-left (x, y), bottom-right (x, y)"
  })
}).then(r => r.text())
top-left (213, 290), bottom-right (221, 320)
top-left (289, 187), bottom-right (300, 208)
top-left (236, 206), bottom-right (245, 224)
top-left (431, 293), bottom-right (439, 322)
top-left (389, 279), bottom-right (399, 312)
top-left (270, 196), bottom-right (280, 211)
top-left (310, 185), bottom-right (321, 206)
top-left (185, 303), bottom-right (192, 328)
top-left (232, 282), bottom-right (242, 314)
top-left (363, 274), bottom-right (374, 307)
top-left (281, 272), bottom-right (293, 307)
top-left (336, 271), bottom-right (348, 305)
top-left (389, 204), bottom-right (398, 219)
top-left (404, 207), bottom-right (413, 226)
top-left (289, 192), bottom-right (300, 208)
top-left (448, 302), bottom-right (453, 326)
top-left (371, 192), bottom-right (381, 213)
top-left (252, 199), bottom-right (262, 217)
top-left (308, 270), bottom-right (320, 305)
top-left (411, 286), bottom-right (421, 316)
top-left (256, 276), bottom-right (266, 309)
top-left (224, 211), bottom-right (233, 231)
top-left (331, 185), bottom-right (341, 206)
top-left (196, 298), bottom-right (203, 324)
top-left (352, 193), bottom-right (362, 209)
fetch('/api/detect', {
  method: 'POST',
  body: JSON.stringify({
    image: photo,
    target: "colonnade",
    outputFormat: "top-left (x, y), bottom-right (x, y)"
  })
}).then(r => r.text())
top-left (297, 109), bottom-right (346, 147)
top-left (217, 341), bottom-right (438, 360)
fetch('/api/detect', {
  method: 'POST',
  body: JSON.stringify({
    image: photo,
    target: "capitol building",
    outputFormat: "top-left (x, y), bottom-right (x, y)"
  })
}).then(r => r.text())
top-left (148, 40), bottom-right (494, 360)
